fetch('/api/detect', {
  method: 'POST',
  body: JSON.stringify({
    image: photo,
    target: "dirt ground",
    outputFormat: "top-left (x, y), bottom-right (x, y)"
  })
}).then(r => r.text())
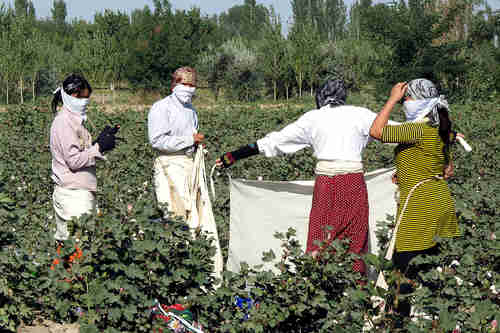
top-left (17, 320), bottom-right (79, 333)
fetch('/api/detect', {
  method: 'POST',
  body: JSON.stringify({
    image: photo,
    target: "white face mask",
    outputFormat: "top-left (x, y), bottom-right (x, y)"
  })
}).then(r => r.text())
top-left (61, 87), bottom-right (90, 120)
top-left (403, 99), bottom-right (431, 122)
top-left (173, 84), bottom-right (196, 105)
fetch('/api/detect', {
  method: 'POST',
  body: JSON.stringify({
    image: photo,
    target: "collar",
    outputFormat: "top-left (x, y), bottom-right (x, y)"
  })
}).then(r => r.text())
top-left (168, 93), bottom-right (195, 111)
top-left (62, 106), bottom-right (85, 125)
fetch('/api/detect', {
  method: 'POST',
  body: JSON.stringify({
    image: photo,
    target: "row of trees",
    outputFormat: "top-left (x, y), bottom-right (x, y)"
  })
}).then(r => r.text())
top-left (0, 0), bottom-right (499, 104)
top-left (198, 0), bottom-right (500, 101)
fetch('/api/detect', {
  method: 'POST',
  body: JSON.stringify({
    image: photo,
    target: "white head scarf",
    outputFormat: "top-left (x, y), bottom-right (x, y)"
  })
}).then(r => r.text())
top-left (173, 84), bottom-right (196, 105)
top-left (403, 96), bottom-right (449, 125)
top-left (58, 87), bottom-right (90, 120)
top-left (403, 78), bottom-right (449, 126)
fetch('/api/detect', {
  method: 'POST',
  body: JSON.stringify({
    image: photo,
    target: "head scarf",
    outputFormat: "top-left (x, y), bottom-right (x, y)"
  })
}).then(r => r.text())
top-left (56, 86), bottom-right (90, 120)
top-left (315, 79), bottom-right (347, 109)
top-left (173, 84), bottom-right (196, 105)
top-left (403, 78), bottom-right (448, 126)
top-left (171, 67), bottom-right (197, 91)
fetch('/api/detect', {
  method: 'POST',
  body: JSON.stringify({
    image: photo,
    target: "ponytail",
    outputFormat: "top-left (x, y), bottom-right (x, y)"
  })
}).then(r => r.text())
top-left (51, 88), bottom-right (62, 114)
top-left (437, 106), bottom-right (453, 165)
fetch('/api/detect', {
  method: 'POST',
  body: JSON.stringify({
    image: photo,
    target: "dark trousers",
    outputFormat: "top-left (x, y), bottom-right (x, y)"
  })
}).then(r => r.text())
top-left (392, 244), bottom-right (441, 317)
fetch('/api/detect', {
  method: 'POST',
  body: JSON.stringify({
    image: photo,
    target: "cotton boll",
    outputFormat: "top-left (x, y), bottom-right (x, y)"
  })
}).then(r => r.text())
top-left (490, 285), bottom-right (498, 295)
top-left (370, 296), bottom-right (385, 309)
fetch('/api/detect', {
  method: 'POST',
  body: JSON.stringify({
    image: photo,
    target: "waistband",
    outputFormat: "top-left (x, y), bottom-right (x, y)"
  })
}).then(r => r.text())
top-left (315, 159), bottom-right (364, 176)
top-left (157, 147), bottom-right (192, 157)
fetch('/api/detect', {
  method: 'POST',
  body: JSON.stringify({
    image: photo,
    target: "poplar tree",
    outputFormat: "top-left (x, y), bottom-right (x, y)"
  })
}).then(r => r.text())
top-left (259, 8), bottom-right (286, 100)
top-left (51, 0), bottom-right (67, 28)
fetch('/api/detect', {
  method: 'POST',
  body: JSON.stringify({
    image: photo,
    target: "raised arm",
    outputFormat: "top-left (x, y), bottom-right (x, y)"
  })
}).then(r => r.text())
top-left (370, 82), bottom-right (408, 139)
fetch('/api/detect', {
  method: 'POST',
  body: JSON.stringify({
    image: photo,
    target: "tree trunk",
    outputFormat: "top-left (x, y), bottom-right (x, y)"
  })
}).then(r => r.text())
top-left (6, 78), bottom-right (9, 105)
top-left (286, 84), bottom-right (289, 101)
top-left (298, 73), bottom-right (303, 98)
top-left (32, 72), bottom-right (37, 103)
top-left (273, 80), bottom-right (277, 101)
top-left (20, 77), bottom-right (24, 104)
top-left (111, 81), bottom-right (115, 104)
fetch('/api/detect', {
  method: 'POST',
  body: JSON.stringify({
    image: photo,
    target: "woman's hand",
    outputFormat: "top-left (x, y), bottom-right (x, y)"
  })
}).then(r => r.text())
top-left (389, 82), bottom-right (408, 103)
top-left (215, 158), bottom-right (223, 168)
top-left (370, 82), bottom-right (408, 139)
top-left (193, 133), bottom-right (205, 144)
top-left (444, 162), bottom-right (454, 179)
top-left (391, 173), bottom-right (398, 184)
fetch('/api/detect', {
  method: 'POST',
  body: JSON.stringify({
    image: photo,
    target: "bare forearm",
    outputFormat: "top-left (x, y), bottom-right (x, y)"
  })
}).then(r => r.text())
top-left (370, 98), bottom-right (399, 139)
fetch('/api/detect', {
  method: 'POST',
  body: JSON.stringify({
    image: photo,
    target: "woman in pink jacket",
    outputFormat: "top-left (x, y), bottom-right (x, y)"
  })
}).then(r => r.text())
top-left (50, 74), bottom-right (118, 267)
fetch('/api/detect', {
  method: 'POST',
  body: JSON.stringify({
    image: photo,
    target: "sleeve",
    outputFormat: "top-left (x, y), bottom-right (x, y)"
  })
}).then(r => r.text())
top-left (220, 143), bottom-right (259, 168)
top-left (380, 123), bottom-right (424, 144)
top-left (359, 108), bottom-right (378, 137)
top-left (148, 104), bottom-right (195, 153)
top-left (359, 108), bottom-right (401, 143)
top-left (256, 115), bottom-right (312, 157)
top-left (53, 123), bottom-right (101, 171)
top-left (387, 120), bottom-right (402, 126)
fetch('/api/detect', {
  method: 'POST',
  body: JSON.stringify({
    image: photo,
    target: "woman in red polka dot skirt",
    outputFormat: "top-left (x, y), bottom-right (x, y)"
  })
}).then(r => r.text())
top-left (217, 79), bottom-right (398, 276)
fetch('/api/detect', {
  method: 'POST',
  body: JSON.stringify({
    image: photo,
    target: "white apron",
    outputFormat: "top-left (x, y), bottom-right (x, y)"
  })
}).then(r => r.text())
top-left (154, 150), bottom-right (223, 281)
top-left (53, 185), bottom-right (96, 241)
top-left (154, 153), bottom-right (194, 219)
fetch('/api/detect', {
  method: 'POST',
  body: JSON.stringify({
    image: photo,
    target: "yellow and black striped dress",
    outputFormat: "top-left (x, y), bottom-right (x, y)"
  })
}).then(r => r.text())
top-left (381, 122), bottom-right (459, 252)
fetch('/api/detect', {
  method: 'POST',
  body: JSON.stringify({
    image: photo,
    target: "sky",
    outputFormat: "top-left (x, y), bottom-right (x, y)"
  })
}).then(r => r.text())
top-left (1, 0), bottom-right (499, 27)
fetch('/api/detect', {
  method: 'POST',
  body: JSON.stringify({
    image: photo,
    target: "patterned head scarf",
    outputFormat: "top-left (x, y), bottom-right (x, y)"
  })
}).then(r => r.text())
top-left (171, 67), bottom-right (197, 91)
top-left (405, 78), bottom-right (439, 100)
top-left (404, 78), bottom-right (449, 126)
top-left (315, 79), bottom-right (347, 109)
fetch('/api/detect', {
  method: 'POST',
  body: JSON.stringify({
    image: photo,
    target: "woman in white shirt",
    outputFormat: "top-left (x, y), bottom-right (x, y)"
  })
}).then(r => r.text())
top-left (217, 79), bottom-right (383, 276)
top-left (148, 67), bottom-right (205, 218)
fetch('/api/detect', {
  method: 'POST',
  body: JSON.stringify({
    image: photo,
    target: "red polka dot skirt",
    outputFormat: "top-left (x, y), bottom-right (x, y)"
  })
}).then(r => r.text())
top-left (306, 173), bottom-right (369, 274)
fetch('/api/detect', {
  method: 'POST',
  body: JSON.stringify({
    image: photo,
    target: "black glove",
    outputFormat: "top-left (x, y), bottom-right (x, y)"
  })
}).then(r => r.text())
top-left (219, 143), bottom-right (259, 168)
top-left (96, 133), bottom-right (116, 153)
top-left (94, 125), bottom-right (120, 153)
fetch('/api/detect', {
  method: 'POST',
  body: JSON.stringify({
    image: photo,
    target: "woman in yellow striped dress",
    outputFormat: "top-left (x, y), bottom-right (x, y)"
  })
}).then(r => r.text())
top-left (370, 79), bottom-right (460, 316)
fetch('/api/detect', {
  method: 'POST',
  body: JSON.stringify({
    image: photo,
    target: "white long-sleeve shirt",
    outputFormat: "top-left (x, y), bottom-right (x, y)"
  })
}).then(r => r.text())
top-left (257, 105), bottom-right (380, 162)
top-left (148, 94), bottom-right (198, 154)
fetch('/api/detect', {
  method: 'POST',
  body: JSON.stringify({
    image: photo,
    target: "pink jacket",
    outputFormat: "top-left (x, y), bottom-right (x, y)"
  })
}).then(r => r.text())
top-left (50, 108), bottom-right (104, 191)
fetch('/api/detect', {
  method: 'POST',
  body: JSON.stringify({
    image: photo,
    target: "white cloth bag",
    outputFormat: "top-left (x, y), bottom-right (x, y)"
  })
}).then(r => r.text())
top-left (227, 168), bottom-right (397, 275)
top-left (187, 149), bottom-right (223, 281)
top-left (154, 154), bottom-right (194, 218)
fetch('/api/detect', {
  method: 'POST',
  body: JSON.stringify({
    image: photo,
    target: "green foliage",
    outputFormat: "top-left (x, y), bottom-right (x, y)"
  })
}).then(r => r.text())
top-left (291, 0), bottom-right (347, 41)
top-left (50, 0), bottom-right (67, 28)
top-left (1, 0), bottom-right (499, 103)
top-left (218, 0), bottom-right (270, 42)
top-left (197, 38), bottom-right (263, 102)
top-left (126, 6), bottom-right (218, 91)
top-left (0, 95), bottom-right (497, 331)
